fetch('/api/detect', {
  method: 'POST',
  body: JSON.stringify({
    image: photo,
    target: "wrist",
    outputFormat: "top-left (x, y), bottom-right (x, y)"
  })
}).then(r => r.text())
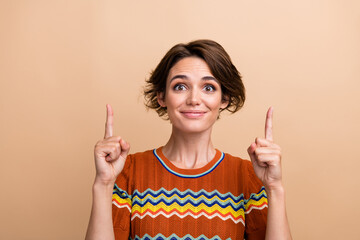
top-left (265, 184), bottom-right (285, 198)
top-left (94, 173), bottom-right (116, 186)
top-left (93, 177), bottom-right (115, 191)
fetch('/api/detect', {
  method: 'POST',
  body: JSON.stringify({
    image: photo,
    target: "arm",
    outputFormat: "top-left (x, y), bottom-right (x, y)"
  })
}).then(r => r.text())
top-left (265, 186), bottom-right (291, 240)
top-left (85, 104), bottom-right (130, 240)
top-left (85, 180), bottom-right (116, 240)
top-left (247, 107), bottom-right (292, 240)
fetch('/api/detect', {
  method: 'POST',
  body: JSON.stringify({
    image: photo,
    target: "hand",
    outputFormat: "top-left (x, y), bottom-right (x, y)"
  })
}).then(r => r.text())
top-left (247, 107), bottom-right (282, 190)
top-left (93, 104), bottom-right (130, 185)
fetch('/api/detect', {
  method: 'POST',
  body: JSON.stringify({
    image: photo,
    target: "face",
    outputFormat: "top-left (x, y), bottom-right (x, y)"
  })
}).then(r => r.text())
top-left (157, 57), bottom-right (228, 134)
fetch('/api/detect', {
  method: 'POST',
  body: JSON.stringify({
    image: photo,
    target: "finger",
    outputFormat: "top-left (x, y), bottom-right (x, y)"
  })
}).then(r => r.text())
top-left (254, 147), bottom-right (281, 156)
top-left (104, 104), bottom-right (114, 139)
top-left (247, 142), bottom-right (256, 154)
top-left (119, 139), bottom-right (130, 159)
top-left (256, 154), bottom-right (281, 165)
top-left (97, 144), bottom-right (120, 161)
top-left (105, 149), bottom-right (120, 162)
top-left (102, 136), bottom-right (122, 143)
top-left (248, 144), bottom-right (268, 168)
top-left (255, 137), bottom-right (272, 147)
top-left (265, 106), bottom-right (273, 141)
top-left (247, 143), bottom-right (257, 161)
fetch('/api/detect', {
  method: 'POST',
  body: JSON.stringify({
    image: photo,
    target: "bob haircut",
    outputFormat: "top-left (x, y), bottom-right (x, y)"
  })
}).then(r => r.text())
top-left (144, 39), bottom-right (245, 118)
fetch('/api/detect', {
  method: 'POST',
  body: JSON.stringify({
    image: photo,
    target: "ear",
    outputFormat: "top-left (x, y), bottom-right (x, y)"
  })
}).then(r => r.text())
top-left (220, 95), bottom-right (229, 109)
top-left (157, 92), bottom-right (166, 107)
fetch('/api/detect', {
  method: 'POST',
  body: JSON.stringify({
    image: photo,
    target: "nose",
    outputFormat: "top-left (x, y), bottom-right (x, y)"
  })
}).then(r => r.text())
top-left (186, 87), bottom-right (201, 106)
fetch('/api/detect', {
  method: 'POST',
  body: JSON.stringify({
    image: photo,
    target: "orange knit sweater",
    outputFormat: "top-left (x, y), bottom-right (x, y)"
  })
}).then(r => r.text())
top-left (112, 147), bottom-right (268, 240)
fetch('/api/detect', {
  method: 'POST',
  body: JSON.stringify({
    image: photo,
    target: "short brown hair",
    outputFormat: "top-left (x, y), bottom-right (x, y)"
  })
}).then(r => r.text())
top-left (144, 39), bottom-right (245, 118)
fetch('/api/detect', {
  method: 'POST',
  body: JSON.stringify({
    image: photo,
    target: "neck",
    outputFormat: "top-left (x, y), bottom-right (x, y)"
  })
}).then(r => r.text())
top-left (162, 126), bottom-right (216, 169)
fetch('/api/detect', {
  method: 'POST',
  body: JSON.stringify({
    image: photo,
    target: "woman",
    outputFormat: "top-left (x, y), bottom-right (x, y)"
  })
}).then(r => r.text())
top-left (86, 40), bottom-right (292, 239)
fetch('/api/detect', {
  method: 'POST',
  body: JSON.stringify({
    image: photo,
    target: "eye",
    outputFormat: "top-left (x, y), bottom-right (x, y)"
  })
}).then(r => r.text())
top-left (203, 84), bottom-right (216, 92)
top-left (173, 83), bottom-right (187, 91)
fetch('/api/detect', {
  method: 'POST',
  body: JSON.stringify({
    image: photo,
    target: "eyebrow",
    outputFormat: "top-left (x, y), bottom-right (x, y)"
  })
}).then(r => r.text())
top-left (169, 75), bottom-right (217, 83)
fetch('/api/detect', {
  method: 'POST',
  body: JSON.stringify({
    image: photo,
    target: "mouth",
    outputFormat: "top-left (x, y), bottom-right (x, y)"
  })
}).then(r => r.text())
top-left (180, 110), bottom-right (207, 118)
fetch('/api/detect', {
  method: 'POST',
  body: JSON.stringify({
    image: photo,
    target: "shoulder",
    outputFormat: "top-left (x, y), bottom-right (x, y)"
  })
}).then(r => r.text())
top-left (121, 149), bottom-right (156, 169)
top-left (222, 152), bottom-right (263, 192)
top-left (115, 149), bottom-right (157, 185)
top-left (223, 152), bottom-right (253, 172)
top-left (127, 149), bottom-right (155, 161)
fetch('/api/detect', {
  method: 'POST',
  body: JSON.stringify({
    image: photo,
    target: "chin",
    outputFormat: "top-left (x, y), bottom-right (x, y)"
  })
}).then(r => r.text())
top-left (172, 120), bottom-right (214, 134)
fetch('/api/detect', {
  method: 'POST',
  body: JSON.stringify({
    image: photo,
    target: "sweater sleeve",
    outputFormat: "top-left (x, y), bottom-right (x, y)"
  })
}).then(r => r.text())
top-left (112, 154), bottom-right (133, 240)
top-left (243, 160), bottom-right (268, 240)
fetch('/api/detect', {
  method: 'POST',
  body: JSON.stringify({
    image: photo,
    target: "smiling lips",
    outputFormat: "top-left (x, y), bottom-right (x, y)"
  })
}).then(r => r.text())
top-left (180, 110), bottom-right (207, 118)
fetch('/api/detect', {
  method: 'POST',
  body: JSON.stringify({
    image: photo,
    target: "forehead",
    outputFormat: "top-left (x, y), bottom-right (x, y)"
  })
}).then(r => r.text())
top-left (168, 57), bottom-right (212, 77)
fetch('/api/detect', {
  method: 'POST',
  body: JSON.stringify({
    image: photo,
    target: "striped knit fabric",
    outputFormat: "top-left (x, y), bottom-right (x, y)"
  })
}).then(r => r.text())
top-left (112, 147), bottom-right (268, 240)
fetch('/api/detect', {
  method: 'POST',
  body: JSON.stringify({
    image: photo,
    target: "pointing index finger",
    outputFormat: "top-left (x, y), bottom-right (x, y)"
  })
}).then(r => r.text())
top-left (265, 106), bottom-right (273, 141)
top-left (104, 104), bottom-right (113, 139)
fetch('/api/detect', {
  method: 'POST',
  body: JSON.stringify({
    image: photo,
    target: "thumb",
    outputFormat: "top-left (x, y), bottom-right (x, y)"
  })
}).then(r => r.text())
top-left (120, 139), bottom-right (130, 159)
top-left (247, 142), bottom-right (257, 163)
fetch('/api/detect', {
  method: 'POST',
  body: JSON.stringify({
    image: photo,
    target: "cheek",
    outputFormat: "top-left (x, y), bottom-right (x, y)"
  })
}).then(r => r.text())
top-left (209, 95), bottom-right (224, 109)
top-left (166, 92), bottom-right (186, 107)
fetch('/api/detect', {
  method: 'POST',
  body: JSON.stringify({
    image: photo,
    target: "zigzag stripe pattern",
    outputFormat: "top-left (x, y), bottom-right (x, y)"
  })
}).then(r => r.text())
top-left (112, 185), bottom-right (267, 225)
top-left (112, 185), bottom-right (132, 212)
top-left (131, 233), bottom-right (229, 240)
top-left (131, 209), bottom-right (245, 225)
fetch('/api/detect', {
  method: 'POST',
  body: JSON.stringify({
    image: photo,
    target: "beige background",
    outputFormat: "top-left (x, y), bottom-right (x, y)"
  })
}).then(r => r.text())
top-left (1, 0), bottom-right (359, 239)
